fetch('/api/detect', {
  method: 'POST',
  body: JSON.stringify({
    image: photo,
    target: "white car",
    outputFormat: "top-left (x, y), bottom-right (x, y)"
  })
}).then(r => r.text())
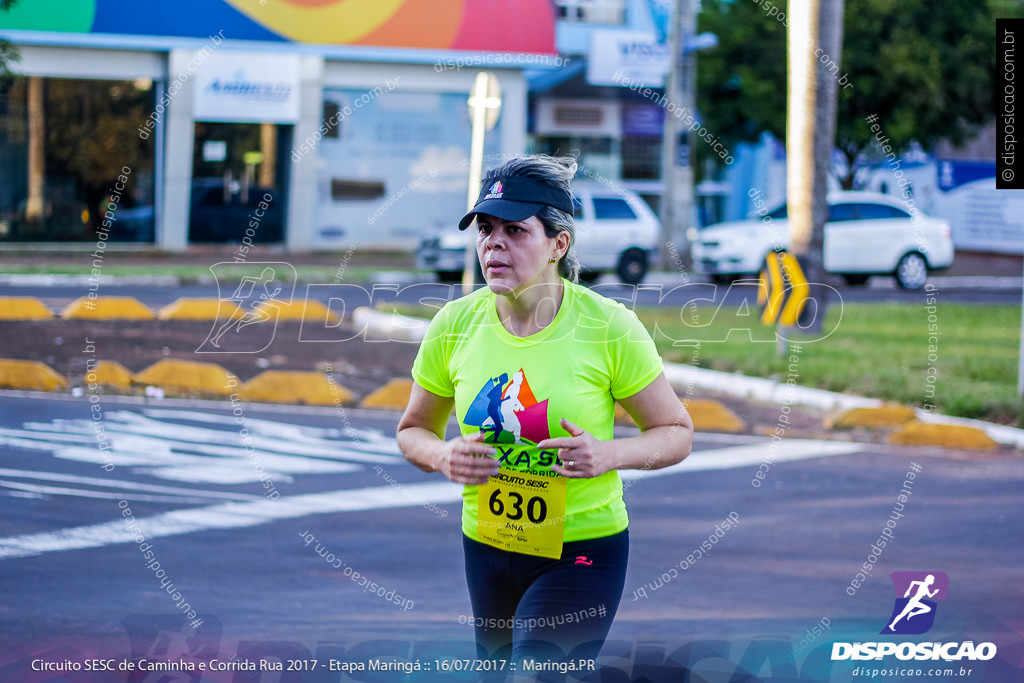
top-left (691, 191), bottom-right (954, 290)
top-left (417, 182), bottom-right (661, 284)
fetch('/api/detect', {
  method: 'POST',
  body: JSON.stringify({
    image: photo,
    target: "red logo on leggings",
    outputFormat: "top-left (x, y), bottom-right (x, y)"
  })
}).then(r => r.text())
top-left (575, 556), bottom-right (593, 566)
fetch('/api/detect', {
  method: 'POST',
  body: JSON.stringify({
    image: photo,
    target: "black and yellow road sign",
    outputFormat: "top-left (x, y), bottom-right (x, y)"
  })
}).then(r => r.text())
top-left (757, 250), bottom-right (810, 326)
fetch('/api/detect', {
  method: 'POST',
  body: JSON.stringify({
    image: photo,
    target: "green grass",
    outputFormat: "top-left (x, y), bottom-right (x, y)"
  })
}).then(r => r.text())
top-left (388, 299), bottom-right (1024, 426)
top-left (636, 302), bottom-right (1024, 426)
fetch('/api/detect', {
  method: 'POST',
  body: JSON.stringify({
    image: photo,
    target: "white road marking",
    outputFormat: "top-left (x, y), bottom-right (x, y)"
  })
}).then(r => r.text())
top-left (0, 439), bottom-right (862, 561)
top-left (623, 439), bottom-right (863, 482)
top-left (0, 467), bottom-right (259, 501)
top-left (0, 409), bottom-right (401, 486)
top-left (0, 480), bottom-right (221, 505)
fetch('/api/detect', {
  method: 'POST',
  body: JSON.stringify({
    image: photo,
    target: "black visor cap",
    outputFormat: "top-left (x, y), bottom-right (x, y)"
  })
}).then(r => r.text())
top-left (458, 176), bottom-right (574, 230)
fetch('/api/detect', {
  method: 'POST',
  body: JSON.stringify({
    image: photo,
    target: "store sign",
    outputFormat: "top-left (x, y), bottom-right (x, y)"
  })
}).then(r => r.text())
top-left (193, 52), bottom-right (300, 123)
top-left (622, 104), bottom-right (663, 138)
top-left (587, 30), bottom-right (669, 87)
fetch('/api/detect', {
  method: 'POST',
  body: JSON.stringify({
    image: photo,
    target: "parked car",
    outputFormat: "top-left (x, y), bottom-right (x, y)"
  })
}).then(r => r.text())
top-left (691, 191), bottom-right (954, 290)
top-left (416, 182), bottom-right (661, 284)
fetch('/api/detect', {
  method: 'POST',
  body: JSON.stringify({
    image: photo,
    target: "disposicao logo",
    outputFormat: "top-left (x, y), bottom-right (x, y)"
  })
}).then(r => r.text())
top-left (831, 571), bottom-right (997, 663)
top-left (882, 571), bottom-right (947, 635)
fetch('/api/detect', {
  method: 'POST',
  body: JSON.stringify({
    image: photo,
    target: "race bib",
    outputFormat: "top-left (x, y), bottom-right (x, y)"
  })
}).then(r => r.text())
top-left (477, 470), bottom-right (567, 559)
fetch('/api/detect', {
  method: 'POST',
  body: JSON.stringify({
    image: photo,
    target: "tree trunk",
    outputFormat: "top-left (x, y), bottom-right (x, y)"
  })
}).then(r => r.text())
top-left (787, 0), bottom-right (844, 333)
top-left (25, 76), bottom-right (45, 225)
top-left (259, 122), bottom-right (277, 188)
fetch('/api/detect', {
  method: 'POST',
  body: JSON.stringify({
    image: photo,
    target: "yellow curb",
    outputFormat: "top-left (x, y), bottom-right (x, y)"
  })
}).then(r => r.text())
top-left (135, 359), bottom-right (238, 398)
top-left (888, 420), bottom-right (999, 450)
top-left (62, 296), bottom-right (155, 320)
top-left (825, 403), bottom-right (917, 430)
top-left (0, 297), bottom-right (54, 320)
top-left (239, 370), bottom-right (352, 406)
top-left (684, 399), bottom-right (746, 433)
top-left (157, 298), bottom-right (243, 321)
top-left (360, 378), bottom-right (413, 409)
top-left (84, 361), bottom-right (136, 392)
top-left (616, 398), bottom-right (746, 433)
top-left (0, 359), bottom-right (68, 391)
top-left (256, 299), bottom-right (340, 323)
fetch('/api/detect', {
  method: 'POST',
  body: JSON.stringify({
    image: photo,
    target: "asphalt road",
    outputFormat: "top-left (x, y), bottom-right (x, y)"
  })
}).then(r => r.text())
top-left (0, 394), bottom-right (1021, 683)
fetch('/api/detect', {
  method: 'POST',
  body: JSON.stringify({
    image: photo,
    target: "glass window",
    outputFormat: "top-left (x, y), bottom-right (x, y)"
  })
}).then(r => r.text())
top-left (554, 0), bottom-right (626, 23)
top-left (0, 76), bottom-right (156, 242)
top-left (827, 203), bottom-right (859, 222)
top-left (592, 197), bottom-right (637, 220)
top-left (322, 101), bottom-right (340, 139)
top-left (572, 197), bottom-right (583, 219)
top-left (621, 138), bottom-right (661, 180)
top-left (856, 203), bottom-right (910, 220)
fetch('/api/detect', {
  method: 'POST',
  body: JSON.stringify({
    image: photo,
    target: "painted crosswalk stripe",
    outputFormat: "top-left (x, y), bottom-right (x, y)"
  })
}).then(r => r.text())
top-left (0, 440), bottom-right (861, 560)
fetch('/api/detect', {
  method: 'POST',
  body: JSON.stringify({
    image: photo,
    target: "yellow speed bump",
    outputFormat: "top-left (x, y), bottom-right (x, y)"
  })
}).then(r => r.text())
top-left (84, 361), bottom-right (136, 392)
top-left (256, 299), bottom-right (340, 323)
top-left (239, 370), bottom-right (352, 406)
top-left (0, 359), bottom-right (68, 391)
top-left (135, 359), bottom-right (238, 398)
top-left (62, 296), bottom-right (155, 320)
top-left (825, 403), bottom-right (917, 430)
top-left (889, 421), bottom-right (998, 450)
top-left (616, 398), bottom-right (746, 433)
top-left (360, 378), bottom-right (413, 409)
top-left (685, 399), bottom-right (746, 433)
top-left (158, 298), bottom-right (243, 321)
top-left (0, 297), bottom-right (54, 320)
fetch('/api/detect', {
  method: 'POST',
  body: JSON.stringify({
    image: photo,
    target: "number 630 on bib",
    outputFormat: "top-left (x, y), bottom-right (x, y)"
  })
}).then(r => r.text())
top-left (477, 470), bottom-right (567, 559)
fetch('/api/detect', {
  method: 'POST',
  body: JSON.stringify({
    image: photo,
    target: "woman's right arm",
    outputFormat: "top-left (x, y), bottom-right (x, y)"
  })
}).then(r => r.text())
top-left (396, 382), bottom-right (499, 485)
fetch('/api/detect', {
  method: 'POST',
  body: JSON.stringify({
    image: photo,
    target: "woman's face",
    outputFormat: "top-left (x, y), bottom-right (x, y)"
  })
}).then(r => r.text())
top-left (475, 213), bottom-right (564, 296)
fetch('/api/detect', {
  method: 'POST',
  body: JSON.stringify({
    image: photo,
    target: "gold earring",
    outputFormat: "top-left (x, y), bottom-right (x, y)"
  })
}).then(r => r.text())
top-left (549, 256), bottom-right (559, 263)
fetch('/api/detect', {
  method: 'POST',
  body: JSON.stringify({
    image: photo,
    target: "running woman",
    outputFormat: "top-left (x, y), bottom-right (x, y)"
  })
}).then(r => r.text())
top-left (397, 154), bottom-right (693, 667)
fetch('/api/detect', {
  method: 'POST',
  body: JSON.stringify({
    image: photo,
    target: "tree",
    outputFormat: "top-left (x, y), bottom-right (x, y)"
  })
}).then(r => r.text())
top-left (0, 0), bottom-right (20, 93)
top-left (834, 0), bottom-right (1006, 187)
top-left (696, 0), bottom-right (787, 153)
top-left (697, 0), bottom-right (1022, 186)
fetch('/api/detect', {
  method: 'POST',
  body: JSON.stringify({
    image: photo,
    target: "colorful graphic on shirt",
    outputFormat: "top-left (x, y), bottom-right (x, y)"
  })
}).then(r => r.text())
top-left (464, 369), bottom-right (549, 446)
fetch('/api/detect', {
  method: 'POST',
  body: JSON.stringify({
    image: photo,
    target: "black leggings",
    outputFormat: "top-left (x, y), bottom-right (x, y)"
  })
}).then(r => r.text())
top-left (463, 529), bottom-right (629, 665)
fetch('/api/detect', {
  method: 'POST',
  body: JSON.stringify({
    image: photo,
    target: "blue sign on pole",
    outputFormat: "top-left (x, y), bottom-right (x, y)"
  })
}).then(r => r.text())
top-left (649, 0), bottom-right (673, 43)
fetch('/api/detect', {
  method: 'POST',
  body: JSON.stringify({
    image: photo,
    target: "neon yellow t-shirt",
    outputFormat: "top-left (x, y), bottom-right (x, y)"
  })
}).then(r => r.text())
top-left (411, 279), bottom-right (664, 543)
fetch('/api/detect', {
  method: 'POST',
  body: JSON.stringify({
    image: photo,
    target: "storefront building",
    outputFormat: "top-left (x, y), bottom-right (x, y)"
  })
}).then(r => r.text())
top-left (0, 0), bottom-right (558, 251)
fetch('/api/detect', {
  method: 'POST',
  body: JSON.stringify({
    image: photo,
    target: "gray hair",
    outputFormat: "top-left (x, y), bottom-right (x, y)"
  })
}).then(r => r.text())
top-left (480, 154), bottom-right (580, 283)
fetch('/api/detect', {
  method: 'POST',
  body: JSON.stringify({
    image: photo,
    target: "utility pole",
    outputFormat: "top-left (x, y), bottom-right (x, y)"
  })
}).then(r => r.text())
top-left (659, 0), bottom-right (695, 271)
top-left (462, 72), bottom-right (501, 296)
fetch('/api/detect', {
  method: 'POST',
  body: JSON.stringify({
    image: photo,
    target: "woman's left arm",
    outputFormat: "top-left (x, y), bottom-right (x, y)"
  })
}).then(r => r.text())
top-left (539, 373), bottom-right (693, 479)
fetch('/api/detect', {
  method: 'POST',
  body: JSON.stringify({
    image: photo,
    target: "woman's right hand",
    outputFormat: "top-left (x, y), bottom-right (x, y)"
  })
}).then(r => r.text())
top-left (436, 432), bottom-right (500, 485)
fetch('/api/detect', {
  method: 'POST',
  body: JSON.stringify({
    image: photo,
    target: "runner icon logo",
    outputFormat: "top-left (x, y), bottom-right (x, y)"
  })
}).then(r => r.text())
top-left (881, 571), bottom-right (949, 635)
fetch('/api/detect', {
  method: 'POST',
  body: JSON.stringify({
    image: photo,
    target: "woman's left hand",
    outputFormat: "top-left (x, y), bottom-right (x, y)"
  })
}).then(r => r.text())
top-left (539, 418), bottom-right (616, 479)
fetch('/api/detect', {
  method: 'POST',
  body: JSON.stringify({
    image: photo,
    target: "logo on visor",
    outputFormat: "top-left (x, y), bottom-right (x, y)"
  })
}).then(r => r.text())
top-left (483, 181), bottom-right (503, 200)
